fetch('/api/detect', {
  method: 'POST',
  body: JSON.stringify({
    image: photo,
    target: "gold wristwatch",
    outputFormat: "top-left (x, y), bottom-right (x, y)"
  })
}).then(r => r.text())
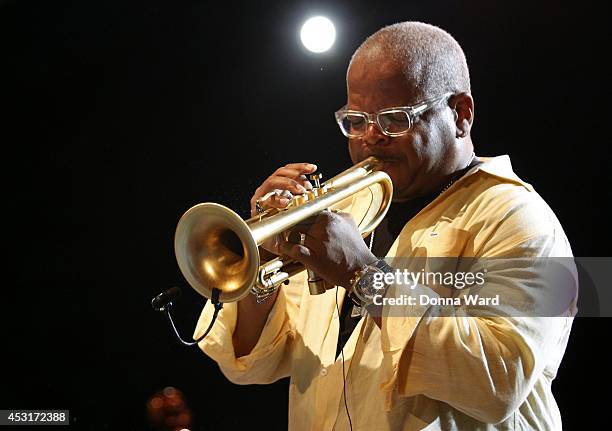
top-left (348, 259), bottom-right (394, 307)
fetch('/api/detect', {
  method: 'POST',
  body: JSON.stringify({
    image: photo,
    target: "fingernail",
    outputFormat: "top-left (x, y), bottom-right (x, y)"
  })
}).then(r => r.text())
top-left (308, 164), bottom-right (317, 170)
top-left (297, 185), bottom-right (307, 193)
top-left (298, 245), bottom-right (311, 257)
top-left (279, 198), bottom-right (290, 205)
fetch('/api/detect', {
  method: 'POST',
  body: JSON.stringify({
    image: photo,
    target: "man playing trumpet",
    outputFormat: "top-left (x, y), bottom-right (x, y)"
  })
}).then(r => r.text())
top-left (194, 21), bottom-right (576, 430)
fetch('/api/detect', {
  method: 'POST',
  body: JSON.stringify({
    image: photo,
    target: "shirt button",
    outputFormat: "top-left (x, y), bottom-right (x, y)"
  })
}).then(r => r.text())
top-left (320, 368), bottom-right (328, 376)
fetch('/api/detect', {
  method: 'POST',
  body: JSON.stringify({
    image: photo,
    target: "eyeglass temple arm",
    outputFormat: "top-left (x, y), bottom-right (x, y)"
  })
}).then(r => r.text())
top-left (409, 92), bottom-right (454, 115)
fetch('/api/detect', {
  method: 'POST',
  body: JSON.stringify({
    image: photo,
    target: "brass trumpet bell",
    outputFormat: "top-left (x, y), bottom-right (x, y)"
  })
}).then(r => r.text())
top-left (174, 202), bottom-right (260, 303)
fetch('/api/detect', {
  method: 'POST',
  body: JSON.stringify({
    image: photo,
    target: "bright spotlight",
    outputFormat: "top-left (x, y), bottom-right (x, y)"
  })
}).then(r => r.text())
top-left (300, 16), bottom-right (336, 53)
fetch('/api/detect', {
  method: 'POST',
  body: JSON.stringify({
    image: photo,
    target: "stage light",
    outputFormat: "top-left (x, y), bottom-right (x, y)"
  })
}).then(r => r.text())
top-left (300, 16), bottom-right (335, 53)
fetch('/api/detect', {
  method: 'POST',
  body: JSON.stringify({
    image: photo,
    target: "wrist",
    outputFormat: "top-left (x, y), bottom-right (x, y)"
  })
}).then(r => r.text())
top-left (345, 250), bottom-right (378, 284)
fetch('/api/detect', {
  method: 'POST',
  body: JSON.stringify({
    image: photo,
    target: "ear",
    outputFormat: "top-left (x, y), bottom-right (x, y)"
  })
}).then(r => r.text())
top-left (450, 93), bottom-right (474, 138)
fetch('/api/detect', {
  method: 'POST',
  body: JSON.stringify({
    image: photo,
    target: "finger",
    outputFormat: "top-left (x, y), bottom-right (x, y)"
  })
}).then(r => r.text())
top-left (280, 241), bottom-right (312, 263)
top-left (272, 168), bottom-right (314, 188)
top-left (267, 194), bottom-right (291, 208)
top-left (272, 167), bottom-right (304, 178)
top-left (260, 190), bottom-right (292, 208)
top-left (271, 169), bottom-right (313, 191)
top-left (250, 163), bottom-right (317, 212)
top-left (259, 176), bottom-right (309, 196)
top-left (298, 175), bottom-right (313, 190)
top-left (250, 195), bottom-right (291, 216)
top-left (251, 180), bottom-right (304, 214)
top-left (277, 162), bottom-right (317, 173)
top-left (325, 208), bottom-right (355, 224)
top-left (336, 210), bottom-right (358, 227)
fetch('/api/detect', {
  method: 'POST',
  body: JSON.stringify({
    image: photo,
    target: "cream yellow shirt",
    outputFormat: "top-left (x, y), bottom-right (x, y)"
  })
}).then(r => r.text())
top-left (195, 155), bottom-right (577, 430)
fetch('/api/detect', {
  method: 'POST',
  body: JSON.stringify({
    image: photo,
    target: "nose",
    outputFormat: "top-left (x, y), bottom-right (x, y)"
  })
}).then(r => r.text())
top-left (361, 121), bottom-right (389, 146)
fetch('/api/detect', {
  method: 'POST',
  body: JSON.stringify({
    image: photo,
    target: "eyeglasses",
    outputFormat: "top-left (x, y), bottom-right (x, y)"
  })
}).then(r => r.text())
top-left (334, 92), bottom-right (453, 138)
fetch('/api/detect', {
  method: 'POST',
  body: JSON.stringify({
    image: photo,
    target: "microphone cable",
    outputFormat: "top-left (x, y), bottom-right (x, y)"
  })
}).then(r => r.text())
top-left (152, 287), bottom-right (223, 346)
top-left (336, 287), bottom-right (354, 431)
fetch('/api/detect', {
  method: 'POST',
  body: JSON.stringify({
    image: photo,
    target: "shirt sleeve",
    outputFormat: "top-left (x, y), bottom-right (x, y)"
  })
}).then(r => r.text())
top-left (378, 186), bottom-right (578, 423)
top-left (193, 271), bottom-right (305, 385)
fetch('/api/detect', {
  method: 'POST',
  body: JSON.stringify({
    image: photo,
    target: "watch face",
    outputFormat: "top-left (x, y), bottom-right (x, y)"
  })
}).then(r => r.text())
top-left (357, 274), bottom-right (377, 298)
top-left (355, 266), bottom-right (385, 302)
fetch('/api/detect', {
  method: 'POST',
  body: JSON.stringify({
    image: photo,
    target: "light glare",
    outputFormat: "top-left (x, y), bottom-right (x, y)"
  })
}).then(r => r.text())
top-left (300, 16), bottom-right (336, 53)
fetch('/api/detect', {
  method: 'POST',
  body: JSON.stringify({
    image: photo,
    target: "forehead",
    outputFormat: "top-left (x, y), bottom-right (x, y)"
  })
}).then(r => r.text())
top-left (346, 58), bottom-right (418, 110)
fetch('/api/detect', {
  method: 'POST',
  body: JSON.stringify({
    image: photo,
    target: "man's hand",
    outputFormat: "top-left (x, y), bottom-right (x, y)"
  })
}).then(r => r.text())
top-left (249, 162), bottom-right (318, 255)
top-left (280, 210), bottom-right (377, 289)
top-left (250, 162), bottom-right (318, 216)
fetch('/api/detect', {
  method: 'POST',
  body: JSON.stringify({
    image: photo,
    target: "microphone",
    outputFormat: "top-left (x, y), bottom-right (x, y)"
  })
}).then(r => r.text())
top-left (151, 286), bottom-right (182, 311)
top-left (152, 285), bottom-right (222, 346)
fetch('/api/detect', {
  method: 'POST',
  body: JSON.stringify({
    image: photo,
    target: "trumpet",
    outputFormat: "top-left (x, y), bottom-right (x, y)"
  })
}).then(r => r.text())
top-left (174, 156), bottom-right (393, 303)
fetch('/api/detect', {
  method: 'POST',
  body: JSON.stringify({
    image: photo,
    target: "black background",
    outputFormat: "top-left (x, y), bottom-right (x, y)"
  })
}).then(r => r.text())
top-left (2, 0), bottom-right (610, 430)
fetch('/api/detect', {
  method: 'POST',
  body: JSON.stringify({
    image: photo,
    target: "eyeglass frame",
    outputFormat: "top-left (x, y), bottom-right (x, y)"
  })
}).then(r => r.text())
top-left (334, 92), bottom-right (454, 138)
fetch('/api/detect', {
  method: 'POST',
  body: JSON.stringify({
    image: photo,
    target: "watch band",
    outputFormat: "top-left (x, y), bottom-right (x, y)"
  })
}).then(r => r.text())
top-left (374, 258), bottom-right (394, 274)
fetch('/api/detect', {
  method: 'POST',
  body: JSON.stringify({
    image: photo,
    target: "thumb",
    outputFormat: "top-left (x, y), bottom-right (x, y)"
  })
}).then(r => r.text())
top-left (280, 241), bottom-right (312, 264)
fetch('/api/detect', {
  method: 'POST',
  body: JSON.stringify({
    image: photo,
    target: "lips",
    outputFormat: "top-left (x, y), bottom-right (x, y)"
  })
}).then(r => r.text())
top-left (362, 154), bottom-right (399, 163)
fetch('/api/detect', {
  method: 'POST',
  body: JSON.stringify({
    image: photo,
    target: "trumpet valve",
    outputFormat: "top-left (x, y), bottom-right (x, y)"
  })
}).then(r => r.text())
top-left (312, 185), bottom-right (328, 197)
top-left (292, 193), bottom-right (308, 206)
top-left (309, 172), bottom-right (323, 188)
top-left (309, 172), bottom-right (328, 198)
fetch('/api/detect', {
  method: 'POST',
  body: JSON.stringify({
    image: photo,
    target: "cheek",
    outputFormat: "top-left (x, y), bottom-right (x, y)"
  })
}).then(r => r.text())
top-left (422, 117), bottom-right (453, 153)
top-left (401, 125), bottom-right (444, 168)
top-left (393, 135), bottom-right (421, 162)
top-left (347, 140), bottom-right (360, 163)
top-left (389, 164), bottom-right (411, 186)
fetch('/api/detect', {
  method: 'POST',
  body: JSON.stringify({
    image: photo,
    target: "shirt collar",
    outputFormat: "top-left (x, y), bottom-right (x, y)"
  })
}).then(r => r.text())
top-left (465, 155), bottom-right (534, 192)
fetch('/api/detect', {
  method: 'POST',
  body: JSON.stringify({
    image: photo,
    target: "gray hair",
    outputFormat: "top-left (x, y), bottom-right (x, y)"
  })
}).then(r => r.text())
top-left (350, 22), bottom-right (471, 99)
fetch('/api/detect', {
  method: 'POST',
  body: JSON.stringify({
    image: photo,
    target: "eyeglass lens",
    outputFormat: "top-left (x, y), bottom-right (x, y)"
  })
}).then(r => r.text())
top-left (378, 111), bottom-right (411, 134)
top-left (340, 111), bottom-right (411, 136)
